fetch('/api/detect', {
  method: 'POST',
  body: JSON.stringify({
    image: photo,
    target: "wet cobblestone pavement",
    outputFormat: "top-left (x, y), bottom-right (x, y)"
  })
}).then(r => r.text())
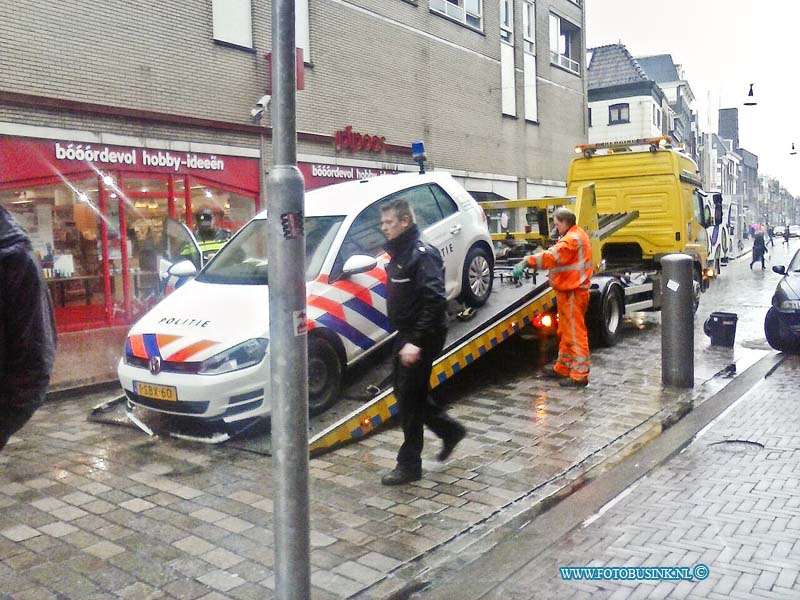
top-left (456, 344), bottom-right (800, 600)
top-left (0, 243), bottom-right (794, 599)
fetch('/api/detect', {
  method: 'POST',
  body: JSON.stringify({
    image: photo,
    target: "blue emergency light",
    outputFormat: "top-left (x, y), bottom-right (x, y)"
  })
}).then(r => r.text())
top-left (411, 141), bottom-right (427, 174)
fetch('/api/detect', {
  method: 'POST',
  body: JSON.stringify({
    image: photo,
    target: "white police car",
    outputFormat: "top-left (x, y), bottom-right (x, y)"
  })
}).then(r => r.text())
top-left (117, 171), bottom-right (494, 421)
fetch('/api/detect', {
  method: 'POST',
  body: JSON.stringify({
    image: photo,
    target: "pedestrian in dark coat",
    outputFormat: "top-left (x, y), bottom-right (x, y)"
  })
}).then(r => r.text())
top-left (379, 198), bottom-right (466, 486)
top-left (750, 231), bottom-right (767, 270)
top-left (0, 207), bottom-right (57, 451)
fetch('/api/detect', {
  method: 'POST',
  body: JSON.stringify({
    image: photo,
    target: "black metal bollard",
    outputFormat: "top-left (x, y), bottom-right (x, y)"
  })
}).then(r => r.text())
top-left (661, 254), bottom-right (694, 388)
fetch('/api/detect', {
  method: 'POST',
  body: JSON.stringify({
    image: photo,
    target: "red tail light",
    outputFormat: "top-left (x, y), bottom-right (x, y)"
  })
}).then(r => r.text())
top-left (533, 312), bottom-right (557, 328)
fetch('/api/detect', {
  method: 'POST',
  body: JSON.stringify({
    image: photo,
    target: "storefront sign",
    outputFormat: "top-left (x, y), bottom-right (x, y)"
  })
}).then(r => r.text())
top-left (54, 143), bottom-right (226, 172)
top-left (334, 125), bottom-right (385, 153)
top-left (0, 137), bottom-right (258, 194)
top-left (298, 162), bottom-right (397, 189)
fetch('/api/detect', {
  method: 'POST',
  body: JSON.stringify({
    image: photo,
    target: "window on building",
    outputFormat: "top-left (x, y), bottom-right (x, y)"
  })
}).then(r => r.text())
top-left (296, 0), bottom-right (311, 61)
top-left (549, 13), bottom-right (581, 75)
top-left (430, 0), bottom-right (483, 29)
top-left (588, 107), bottom-right (592, 127)
top-left (500, 0), bottom-right (516, 116)
top-left (500, 0), bottom-right (513, 43)
top-left (653, 105), bottom-right (661, 128)
top-left (212, 0), bottom-right (253, 49)
top-left (672, 118), bottom-right (684, 141)
top-left (608, 103), bottom-right (630, 124)
top-left (522, 0), bottom-right (537, 121)
top-left (522, 0), bottom-right (535, 54)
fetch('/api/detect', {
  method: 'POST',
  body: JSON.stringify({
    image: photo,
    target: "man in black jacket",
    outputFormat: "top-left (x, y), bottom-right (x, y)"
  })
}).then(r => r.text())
top-left (0, 206), bottom-right (56, 451)
top-left (380, 198), bottom-right (466, 486)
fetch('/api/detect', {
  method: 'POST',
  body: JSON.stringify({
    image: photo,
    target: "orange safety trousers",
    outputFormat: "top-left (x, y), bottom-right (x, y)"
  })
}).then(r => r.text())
top-left (553, 289), bottom-right (590, 382)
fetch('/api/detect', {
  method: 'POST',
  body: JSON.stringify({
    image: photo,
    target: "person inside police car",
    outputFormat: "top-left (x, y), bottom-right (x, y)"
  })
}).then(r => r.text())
top-left (379, 198), bottom-right (466, 486)
top-left (194, 208), bottom-right (231, 260)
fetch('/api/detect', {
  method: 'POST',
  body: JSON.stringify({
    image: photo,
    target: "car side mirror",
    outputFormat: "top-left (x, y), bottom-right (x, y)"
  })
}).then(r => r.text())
top-left (341, 255), bottom-right (377, 278)
top-left (773, 265), bottom-right (786, 275)
top-left (168, 259), bottom-right (198, 277)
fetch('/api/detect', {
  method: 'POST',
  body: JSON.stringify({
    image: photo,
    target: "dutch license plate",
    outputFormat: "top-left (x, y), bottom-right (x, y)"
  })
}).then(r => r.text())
top-left (134, 381), bottom-right (177, 402)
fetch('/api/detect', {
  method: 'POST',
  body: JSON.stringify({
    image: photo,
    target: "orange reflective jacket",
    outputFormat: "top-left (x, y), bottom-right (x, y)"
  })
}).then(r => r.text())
top-left (525, 225), bottom-right (593, 291)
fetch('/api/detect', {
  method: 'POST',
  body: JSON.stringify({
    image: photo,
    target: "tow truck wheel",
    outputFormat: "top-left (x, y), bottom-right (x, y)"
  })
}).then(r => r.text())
top-left (308, 336), bottom-right (342, 416)
top-left (460, 246), bottom-right (493, 307)
top-left (591, 285), bottom-right (624, 347)
top-left (692, 268), bottom-right (702, 314)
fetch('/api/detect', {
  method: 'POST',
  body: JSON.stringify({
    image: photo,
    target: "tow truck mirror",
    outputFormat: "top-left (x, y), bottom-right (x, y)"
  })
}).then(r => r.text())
top-left (168, 259), bottom-right (198, 277)
top-left (342, 255), bottom-right (377, 278)
top-left (773, 265), bottom-right (786, 275)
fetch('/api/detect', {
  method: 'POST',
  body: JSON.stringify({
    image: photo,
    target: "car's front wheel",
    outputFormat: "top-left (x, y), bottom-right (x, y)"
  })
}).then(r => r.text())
top-left (764, 308), bottom-right (799, 353)
top-left (460, 246), bottom-right (493, 307)
top-left (308, 336), bottom-right (342, 415)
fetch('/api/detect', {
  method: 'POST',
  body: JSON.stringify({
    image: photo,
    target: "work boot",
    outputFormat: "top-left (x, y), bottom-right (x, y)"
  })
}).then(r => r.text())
top-left (540, 367), bottom-right (568, 380)
top-left (438, 423), bottom-right (467, 462)
top-left (559, 377), bottom-right (588, 388)
top-left (381, 466), bottom-right (422, 486)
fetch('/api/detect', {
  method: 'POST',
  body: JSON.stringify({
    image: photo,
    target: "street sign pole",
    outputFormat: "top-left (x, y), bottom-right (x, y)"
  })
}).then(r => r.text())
top-left (267, 0), bottom-right (310, 598)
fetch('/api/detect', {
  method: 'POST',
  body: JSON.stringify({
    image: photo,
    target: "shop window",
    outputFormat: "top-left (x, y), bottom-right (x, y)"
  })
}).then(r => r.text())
top-left (1, 180), bottom-right (106, 328)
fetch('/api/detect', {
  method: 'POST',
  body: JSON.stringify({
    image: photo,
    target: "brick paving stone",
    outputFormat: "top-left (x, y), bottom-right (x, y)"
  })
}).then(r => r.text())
top-left (197, 569), bottom-right (246, 592)
top-left (1, 525), bottom-right (41, 542)
top-left (202, 547), bottom-right (245, 569)
top-left (83, 540), bottom-right (126, 559)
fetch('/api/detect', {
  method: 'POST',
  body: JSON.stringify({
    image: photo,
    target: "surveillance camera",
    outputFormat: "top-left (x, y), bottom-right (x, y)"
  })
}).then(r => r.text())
top-left (250, 95), bottom-right (272, 121)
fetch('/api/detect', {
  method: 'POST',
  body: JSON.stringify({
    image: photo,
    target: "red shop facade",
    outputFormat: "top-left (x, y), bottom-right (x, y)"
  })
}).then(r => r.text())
top-left (0, 134), bottom-right (402, 334)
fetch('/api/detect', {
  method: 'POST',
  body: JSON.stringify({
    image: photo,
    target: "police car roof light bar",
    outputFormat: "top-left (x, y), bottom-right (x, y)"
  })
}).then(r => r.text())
top-left (411, 141), bottom-right (427, 174)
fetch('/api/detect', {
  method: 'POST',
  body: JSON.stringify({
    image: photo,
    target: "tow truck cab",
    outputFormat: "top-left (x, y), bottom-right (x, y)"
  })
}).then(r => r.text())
top-left (570, 138), bottom-right (713, 288)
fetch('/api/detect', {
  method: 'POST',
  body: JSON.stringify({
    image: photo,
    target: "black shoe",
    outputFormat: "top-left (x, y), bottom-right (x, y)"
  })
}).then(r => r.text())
top-left (438, 424), bottom-right (467, 462)
top-left (540, 368), bottom-right (568, 380)
top-left (559, 378), bottom-right (588, 388)
top-left (381, 467), bottom-right (422, 486)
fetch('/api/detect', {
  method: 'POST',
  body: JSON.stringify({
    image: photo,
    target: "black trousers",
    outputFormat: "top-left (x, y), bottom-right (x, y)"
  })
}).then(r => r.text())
top-left (0, 404), bottom-right (38, 451)
top-left (393, 329), bottom-right (461, 470)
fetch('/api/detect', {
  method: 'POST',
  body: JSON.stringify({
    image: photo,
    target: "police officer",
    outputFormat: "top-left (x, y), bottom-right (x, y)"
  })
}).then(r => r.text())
top-left (513, 206), bottom-right (593, 387)
top-left (380, 198), bottom-right (466, 486)
top-left (194, 208), bottom-right (231, 261)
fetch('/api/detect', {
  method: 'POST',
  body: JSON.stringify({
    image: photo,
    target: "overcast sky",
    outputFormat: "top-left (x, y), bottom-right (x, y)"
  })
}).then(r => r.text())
top-left (586, 0), bottom-right (799, 196)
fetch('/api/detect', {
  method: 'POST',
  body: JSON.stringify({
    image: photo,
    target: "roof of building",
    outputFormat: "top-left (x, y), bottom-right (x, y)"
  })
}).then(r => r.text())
top-left (587, 44), bottom-right (649, 90)
top-left (635, 55), bottom-right (680, 83)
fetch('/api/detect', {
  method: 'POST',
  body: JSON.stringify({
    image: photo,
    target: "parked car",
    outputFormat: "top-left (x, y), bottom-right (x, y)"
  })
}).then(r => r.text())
top-left (789, 225), bottom-right (800, 238)
top-left (774, 225), bottom-right (786, 237)
top-left (118, 171), bottom-right (495, 421)
top-left (764, 248), bottom-right (800, 352)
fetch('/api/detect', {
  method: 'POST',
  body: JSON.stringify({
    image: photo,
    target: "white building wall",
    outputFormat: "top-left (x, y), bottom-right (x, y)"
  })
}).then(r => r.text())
top-left (588, 95), bottom-right (662, 144)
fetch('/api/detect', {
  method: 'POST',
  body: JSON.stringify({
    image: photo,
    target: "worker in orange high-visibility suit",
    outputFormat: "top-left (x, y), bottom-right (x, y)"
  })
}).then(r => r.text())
top-left (512, 207), bottom-right (593, 387)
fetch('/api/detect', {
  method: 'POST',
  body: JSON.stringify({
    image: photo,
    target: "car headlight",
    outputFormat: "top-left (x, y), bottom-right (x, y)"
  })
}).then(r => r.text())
top-left (779, 300), bottom-right (800, 311)
top-left (198, 338), bottom-right (269, 375)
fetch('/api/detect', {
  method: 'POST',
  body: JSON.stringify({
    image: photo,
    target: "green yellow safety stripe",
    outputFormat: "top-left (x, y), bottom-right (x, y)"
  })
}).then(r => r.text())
top-left (308, 287), bottom-right (559, 455)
